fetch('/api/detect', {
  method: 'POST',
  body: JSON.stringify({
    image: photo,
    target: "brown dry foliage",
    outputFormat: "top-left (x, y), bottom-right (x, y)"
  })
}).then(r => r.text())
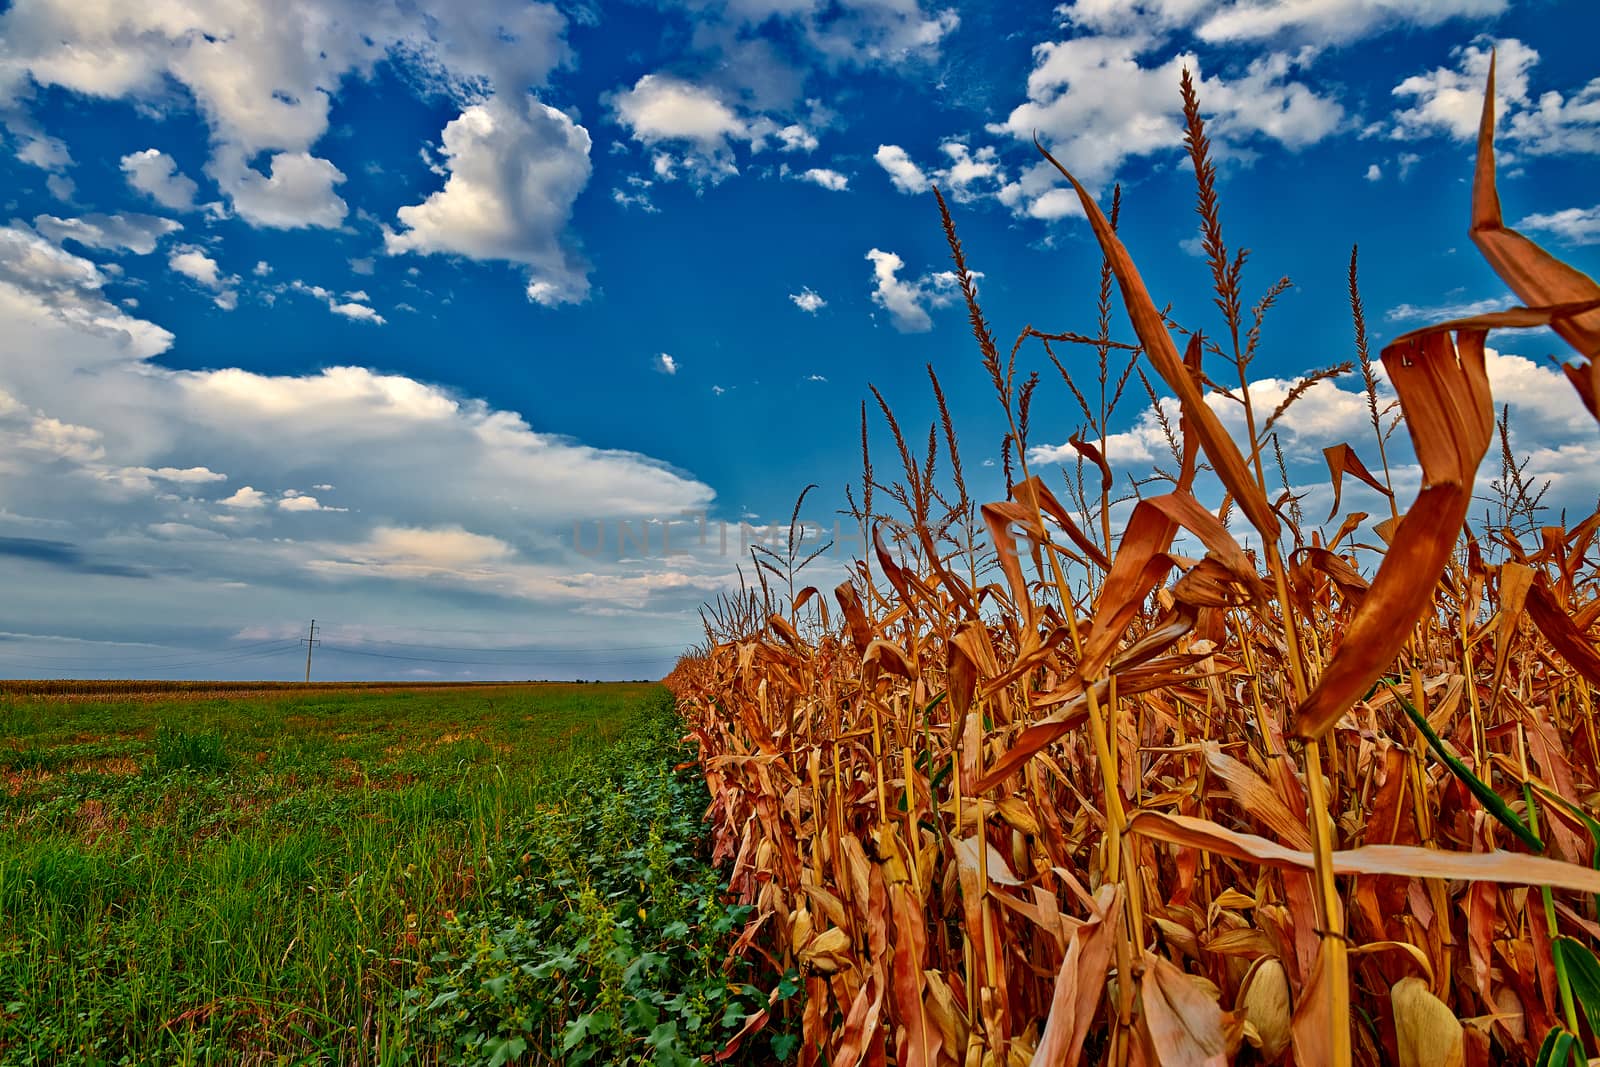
top-left (666, 57), bottom-right (1600, 1067)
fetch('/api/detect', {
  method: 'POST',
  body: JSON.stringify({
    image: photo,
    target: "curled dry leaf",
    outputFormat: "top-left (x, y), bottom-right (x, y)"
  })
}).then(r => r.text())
top-left (1469, 51), bottom-right (1600, 417)
top-left (1323, 443), bottom-right (1393, 523)
top-left (1294, 329), bottom-right (1494, 740)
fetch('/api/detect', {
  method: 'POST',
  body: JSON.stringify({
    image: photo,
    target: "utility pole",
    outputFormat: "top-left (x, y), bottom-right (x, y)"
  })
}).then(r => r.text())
top-left (302, 619), bottom-right (320, 683)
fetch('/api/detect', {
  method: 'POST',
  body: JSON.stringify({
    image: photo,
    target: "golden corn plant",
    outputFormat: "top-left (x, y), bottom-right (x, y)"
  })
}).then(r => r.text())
top-left (666, 55), bottom-right (1600, 1067)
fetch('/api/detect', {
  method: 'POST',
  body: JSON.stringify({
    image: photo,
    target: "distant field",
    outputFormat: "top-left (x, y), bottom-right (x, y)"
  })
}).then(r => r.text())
top-left (0, 681), bottom-right (657, 1064)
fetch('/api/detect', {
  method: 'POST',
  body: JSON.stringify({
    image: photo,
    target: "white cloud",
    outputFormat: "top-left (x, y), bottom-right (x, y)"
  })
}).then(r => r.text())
top-left (33, 213), bottom-right (181, 255)
top-left (990, 34), bottom-right (1342, 216)
top-left (776, 124), bottom-right (819, 152)
top-left (875, 141), bottom-right (1009, 203)
top-left (874, 144), bottom-right (929, 193)
top-left (799, 167), bottom-right (849, 190)
top-left (0, 236), bottom-right (724, 638)
top-left (789, 286), bottom-right (826, 313)
top-left (12, 130), bottom-right (71, 171)
top-left (1030, 346), bottom-right (1596, 511)
top-left (330, 302), bottom-right (385, 325)
top-left (654, 353), bottom-right (679, 375)
top-left (611, 74), bottom-right (750, 183)
top-left (1364, 163), bottom-right (1382, 181)
top-left (386, 95), bottom-right (592, 307)
top-left (866, 248), bottom-right (972, 333)
top-left (1390, 38), bottom-right (1600, 156)
top-left (1198, 0), bottom-right (1503, 45)
top-left (1055, 0), bottom-right (1503, 47)
top-left (217, 151), bottom-right (348, 230)
top-left (220, 486), bottom-right (267, 509)
top-left (1517, 205), bottom-right (1600, 246)
top-left (340, 524), bottom-right (513, 568)
top-left (167, 244), bottom-right (239, 309)
top-left (129, 466), bottom-right (227, 485)
top-left (278, 489), bottom-right (345, 512)
top-left (120, 149), bottom-right (199, 211)
top-left (0, 1), bottom-right (577, 235)
top-left (1384, 293), bottom-right (1508, 323)
top-left (0, 224), bottom-right (172, 356)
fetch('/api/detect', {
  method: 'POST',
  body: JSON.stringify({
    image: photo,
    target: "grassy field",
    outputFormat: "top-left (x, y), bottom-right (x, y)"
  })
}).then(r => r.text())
top-left (0, 681), bottom-right (683, 1064)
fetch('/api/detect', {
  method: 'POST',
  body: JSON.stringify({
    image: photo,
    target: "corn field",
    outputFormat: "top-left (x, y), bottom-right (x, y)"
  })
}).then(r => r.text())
top-left (666, 58), bottom-right (1600, 1067)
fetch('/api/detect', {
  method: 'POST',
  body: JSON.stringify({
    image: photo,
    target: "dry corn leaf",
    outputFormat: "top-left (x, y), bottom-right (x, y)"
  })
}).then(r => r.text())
top-left (1294, 329), bottom-right (1493, 739)
top-left (1202, 742), bottom-right (1312, 850)
top-left (954, 835), bottom-right (1024, 887)
top-left (1013, 475), bottom-right (1112, 572)
top-left (1323, 443), bottom-right (1393, 522)
top-left (1129, 810), bottom-right (1600, 893)
top-left (835, 581), bottom-right (874, 655)
top-left (1031, 885), bottom-right (1121, 1067)
top-left (1038, 142), bottom-right (1279, 543)
top-left (1139, 949), bottom-right (1231, 1067)
top-left (1469, 52), bottom-right (1600, 405)
top-left (890, 882), bottom-right (942, 1067)
top-left (1526, 575), bottom-right (1600, 687)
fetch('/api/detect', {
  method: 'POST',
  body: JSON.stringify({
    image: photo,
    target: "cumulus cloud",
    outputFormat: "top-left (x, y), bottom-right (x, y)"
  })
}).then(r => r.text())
top-left (0, 0), bottom-right (580, 239)
top-left (789, 286), bottom-right (826, 313)
top-left (875, 141), bottom-right (1008, 203)
top-left (1029, 346), bottom-right (1597, 513)
top-left (220, 486), bottom-right (267, 509)
top-left (1055, 0), bottom-right (1503, 47)
top-left (874, 144), bottom-right (929, 193)
top-left (0, 221), bottom-right (725, 640)
top-left (991, 35), bottom-right (1342, 216)
top-left (168, 245), bottom-right (239, 309)
top-left (120, 149), bottom-right (200, 212)
top-left (1384, 293), bottom-right (1509, 323)
top-left (278, 489), bottom-right (345, 512)
top-left (865, 248), bottom-right (971, 333)
top-left (386, 95), bottom-right (592, 306)
top-left (611, 74), bottom-right (754, 183)
top-left (32, 213), bottom-right (181, 255)
top-left (330, 302), bottom-right (385, 325)
top-left (798, 167), bottom-right (849, 190)
top-left (654, 353), bottom-right (679, 375)
top-left (1390, 38), bottom-right (1600, 156)
top-left (0, 224), bottom-right (172, 356)
top-left (1517, 205), bottom-right (1600, 246)
top-left (218, 151), bottom-right (348, 230)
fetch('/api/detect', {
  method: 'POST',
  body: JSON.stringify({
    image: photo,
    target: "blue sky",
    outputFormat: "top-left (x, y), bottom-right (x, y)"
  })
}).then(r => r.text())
top-left (0, 0), bottom-right (1596, 680)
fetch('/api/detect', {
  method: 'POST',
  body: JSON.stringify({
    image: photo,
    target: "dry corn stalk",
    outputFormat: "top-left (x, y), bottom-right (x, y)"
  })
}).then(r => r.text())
top-left (668, 57), bottom-right (1600, 1067)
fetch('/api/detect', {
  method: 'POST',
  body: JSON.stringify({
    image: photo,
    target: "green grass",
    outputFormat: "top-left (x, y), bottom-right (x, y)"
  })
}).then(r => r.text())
top-left (0, 681), bottom-right (658, 1065)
